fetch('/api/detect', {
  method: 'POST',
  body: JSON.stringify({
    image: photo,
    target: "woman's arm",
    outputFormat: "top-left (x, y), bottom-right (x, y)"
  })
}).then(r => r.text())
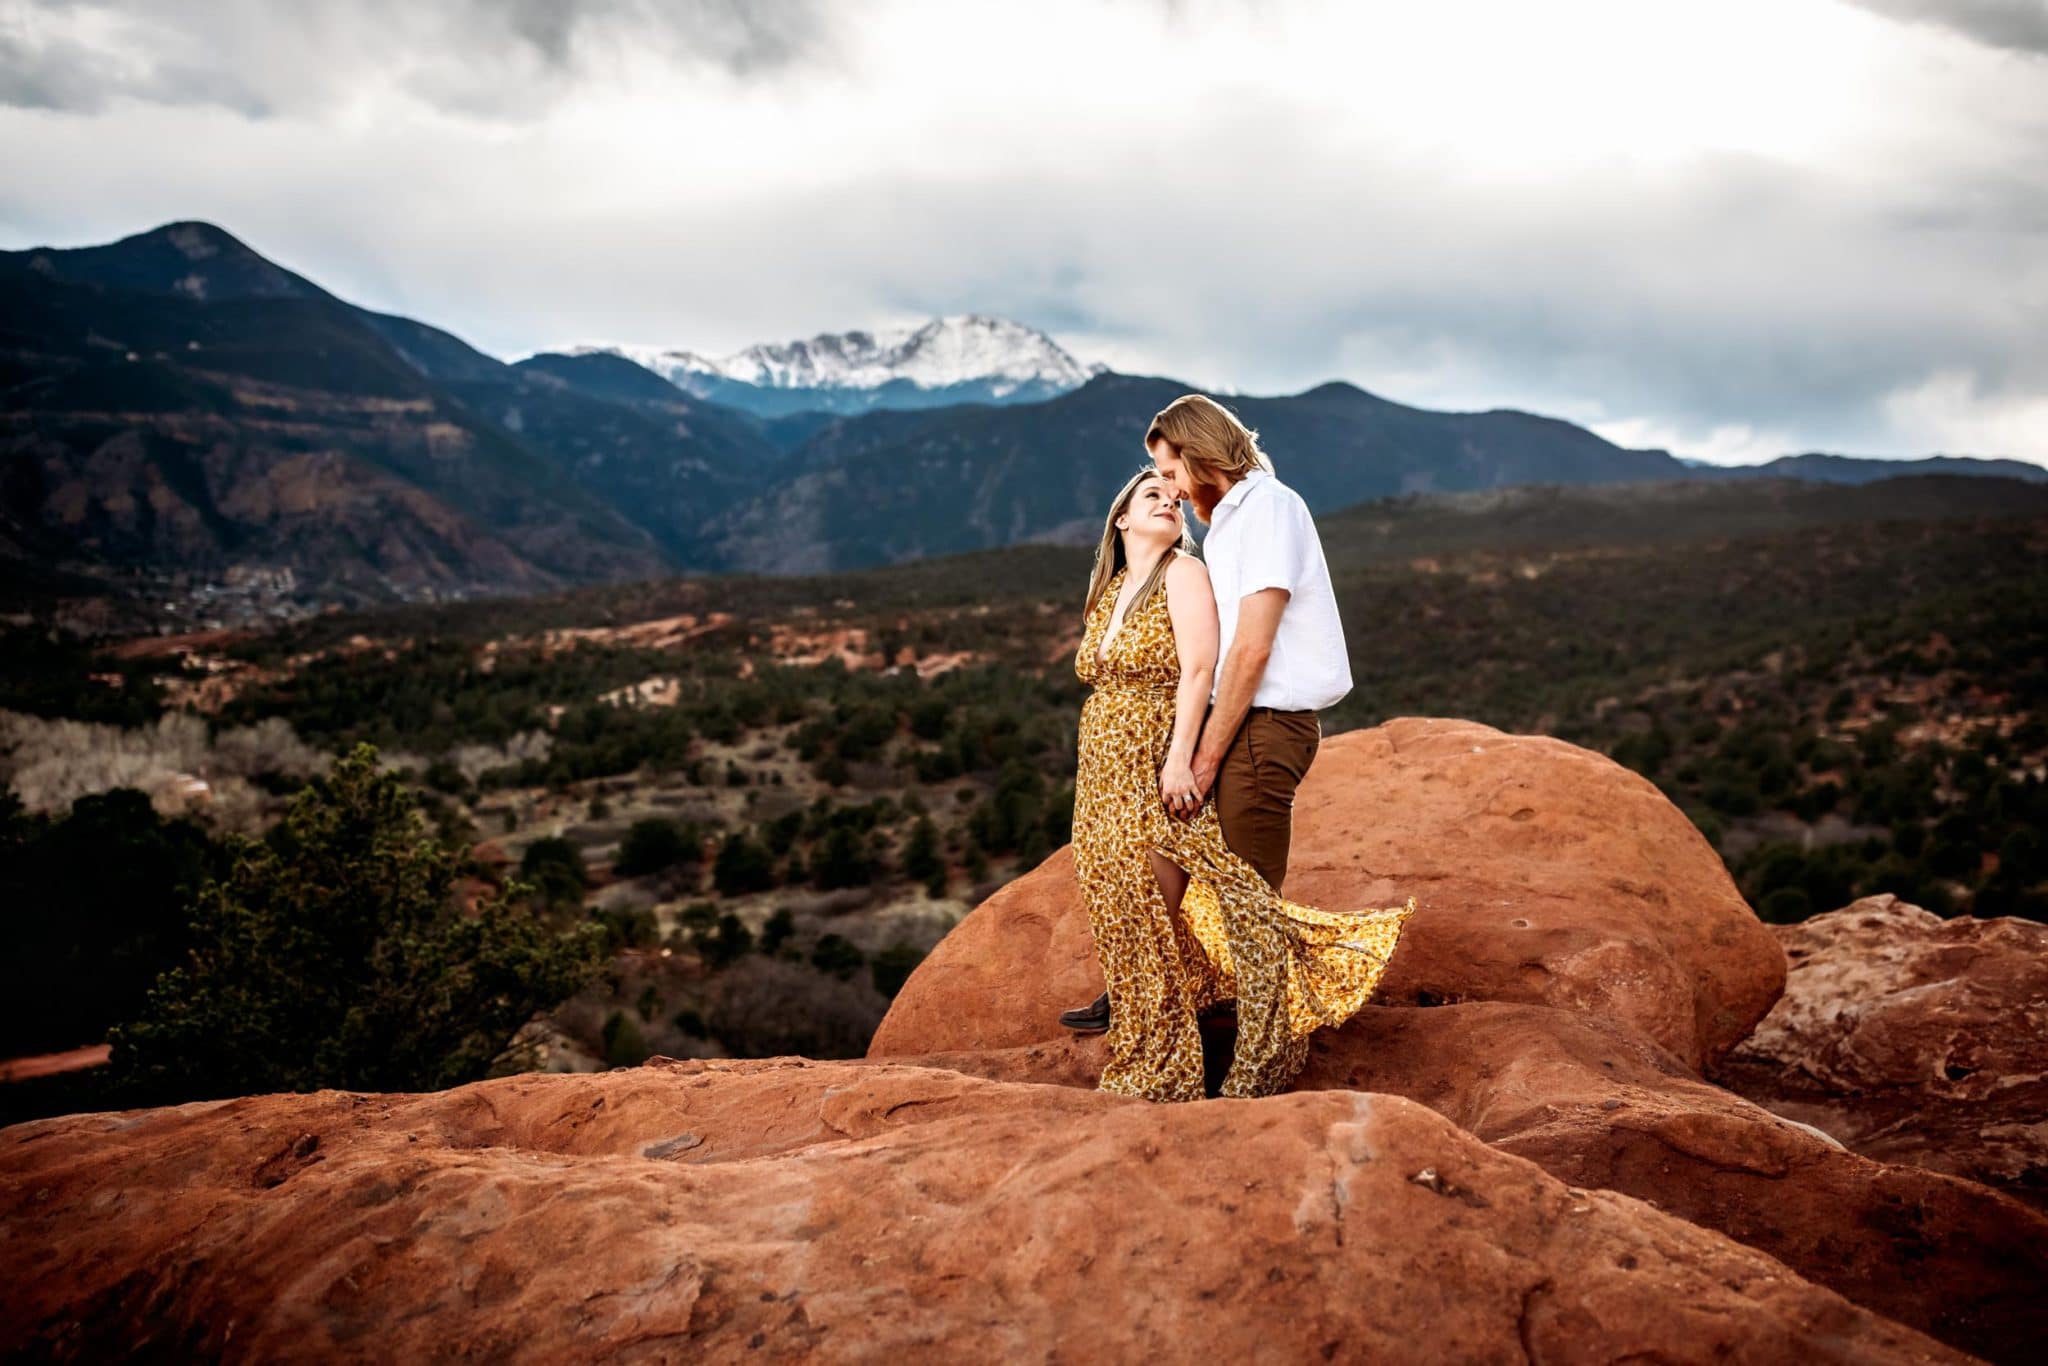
top-left (1162, 554), bottom-right (1219, 816)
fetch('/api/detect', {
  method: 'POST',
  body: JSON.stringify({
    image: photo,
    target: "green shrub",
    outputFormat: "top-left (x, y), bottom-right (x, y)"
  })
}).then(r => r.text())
top-left (1758, 887), bottom-right (1812, 924)
top-left (709, 957), bottom-right (884, 1059)
top-left (520, 835), bottom-right (588, 909)
top-left (870, 942), bottom-right (925, 998)
top-left (901, 817), bottom-right (942, 881)
top-left (0, 788), bottom-right (220, 1056)
top-left (713, 831), bottom-right (777, 895)
top-left (107, 744), bottom-right (602, 1103)
top-left (810, 933), bottom-right (865, 980)
top-left (615, 817), bottom-right (695, 877)
top-left (602, 1010), bottom-right (649, 1069)
top-left (812, 825), bottom-right (876, 889)
top-left (695, 912), bottom-right (754, 969)
top-left (592, 904), bottom-right (659, 951)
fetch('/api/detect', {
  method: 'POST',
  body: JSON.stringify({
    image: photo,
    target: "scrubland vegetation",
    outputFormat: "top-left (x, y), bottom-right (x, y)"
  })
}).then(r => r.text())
top-left (3, 482), bottom-right (2041, 1122)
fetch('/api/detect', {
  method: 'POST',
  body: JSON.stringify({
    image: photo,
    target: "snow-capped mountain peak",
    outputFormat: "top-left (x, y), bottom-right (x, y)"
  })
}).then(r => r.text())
top-left (566, 315), bottom-right (1098, 408)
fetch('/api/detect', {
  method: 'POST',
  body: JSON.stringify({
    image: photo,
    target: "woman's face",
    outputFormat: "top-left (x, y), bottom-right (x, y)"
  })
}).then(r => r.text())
top-left (1116, 475), bottom-right (1183, 546)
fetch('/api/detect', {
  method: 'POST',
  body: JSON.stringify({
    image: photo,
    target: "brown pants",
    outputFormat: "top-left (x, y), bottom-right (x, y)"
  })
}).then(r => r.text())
top-left (1214, 708), bottom-right (1321, 893)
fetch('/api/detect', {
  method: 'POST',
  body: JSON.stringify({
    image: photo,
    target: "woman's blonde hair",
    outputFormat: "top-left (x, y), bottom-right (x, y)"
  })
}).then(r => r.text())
top-left (1085, 468), bottom-right (1197, 622)
top-left (1144, 393), bottom-right (1273, 484)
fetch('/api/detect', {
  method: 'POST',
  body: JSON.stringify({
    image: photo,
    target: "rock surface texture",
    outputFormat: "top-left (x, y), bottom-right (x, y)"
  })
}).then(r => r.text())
top-left (1297, 1003), bottom-right (2047, 1361)
top-left (5, 721), bottom-right (2041, 1363)
top-left (1715, 894), bottom-right (2048, 1209)
top-left (870, 718), bottom-right (1786, 1070)
top-left (870, 722), bottom-right (2046, 1362)
top-left (0, 1061), bottom-right (1969, 1364)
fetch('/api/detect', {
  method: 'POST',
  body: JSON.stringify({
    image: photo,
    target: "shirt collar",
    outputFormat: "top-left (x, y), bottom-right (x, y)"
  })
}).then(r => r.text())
top-left (1214, 468), bottom-right (1270, 516)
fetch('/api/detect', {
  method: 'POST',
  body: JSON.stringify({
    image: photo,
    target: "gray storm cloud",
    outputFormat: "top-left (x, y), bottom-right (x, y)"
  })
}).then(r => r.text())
top-left (1847, 0), bottom-right (2048, 54)
top-left (0, 0), bottom-right (2042, 463)
top-left (0, 0), bottom-right (832, 118)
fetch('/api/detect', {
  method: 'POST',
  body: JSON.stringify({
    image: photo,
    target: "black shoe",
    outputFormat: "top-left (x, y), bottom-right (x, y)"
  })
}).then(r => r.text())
top-left (1059, 991), bottom-right (1111, 1033)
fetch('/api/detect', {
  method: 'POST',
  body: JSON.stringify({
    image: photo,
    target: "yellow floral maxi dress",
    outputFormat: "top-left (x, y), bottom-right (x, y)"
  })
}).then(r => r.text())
top-left (1073, 562), bottom-right (1416, 1103)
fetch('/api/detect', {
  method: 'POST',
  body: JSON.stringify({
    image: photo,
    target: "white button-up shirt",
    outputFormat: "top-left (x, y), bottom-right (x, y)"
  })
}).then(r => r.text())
top-left (1201, 469), bottom-right (1352, 712)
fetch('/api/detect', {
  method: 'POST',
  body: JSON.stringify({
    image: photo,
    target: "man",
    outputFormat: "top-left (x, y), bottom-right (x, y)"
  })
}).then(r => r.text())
top-left (1061, 393), bottom-right (1352, 1033)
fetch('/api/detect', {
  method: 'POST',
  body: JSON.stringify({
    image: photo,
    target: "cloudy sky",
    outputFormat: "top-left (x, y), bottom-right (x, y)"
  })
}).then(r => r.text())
top-left (3, 0), bottom-right (2044, 463)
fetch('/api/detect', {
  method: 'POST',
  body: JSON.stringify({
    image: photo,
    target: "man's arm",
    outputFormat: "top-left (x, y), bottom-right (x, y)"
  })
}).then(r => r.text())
top-left (1189, 587), bottom-right (1288, 800)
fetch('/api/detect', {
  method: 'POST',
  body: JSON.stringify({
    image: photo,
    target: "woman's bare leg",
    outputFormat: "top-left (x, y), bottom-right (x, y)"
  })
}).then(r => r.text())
top-left (1149, 850), bottom-right (1190, 916)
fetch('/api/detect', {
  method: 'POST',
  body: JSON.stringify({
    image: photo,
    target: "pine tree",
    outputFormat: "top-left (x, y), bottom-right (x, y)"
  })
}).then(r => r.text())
top-left (901, 816), bottom-right (942, 881)
top-left (713, 830), bottom-right (777, 895)
top-left (108, 744), bottom-right (603, 1103)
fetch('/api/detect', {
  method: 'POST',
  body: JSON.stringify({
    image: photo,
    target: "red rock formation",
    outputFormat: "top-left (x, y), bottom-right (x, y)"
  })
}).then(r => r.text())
top-left (1715, 894), bottom-right (2048, 1209)
top-left (871, 717), bottom-right (1785, 1070)
top-left (867, 843), bottom-right (1107, 1058)
top-left (0, 1061), bottom-right (1966, 1363)
top-left (911, 1006), bottom-right (2048, 1361)
top-left (0, 1045), bottom-right (111, 1084)
top-left (8, 724), bottom-right (2033, 1360)
top-left (1300, 1002), bottom-right (2048, 1362)
top-left (868, 725), bottom-right (2045, 1360)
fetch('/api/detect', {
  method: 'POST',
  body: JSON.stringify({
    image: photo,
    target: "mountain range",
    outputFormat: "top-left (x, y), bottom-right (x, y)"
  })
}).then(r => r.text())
top-left (568, 315), bottom-right (1103, 418)
top-left (2, 221), bottom-right (2037, 610)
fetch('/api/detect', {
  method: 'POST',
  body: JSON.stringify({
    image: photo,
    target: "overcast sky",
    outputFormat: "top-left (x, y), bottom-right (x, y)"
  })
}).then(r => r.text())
top-left (2, 0), bottom-right (2044, 463)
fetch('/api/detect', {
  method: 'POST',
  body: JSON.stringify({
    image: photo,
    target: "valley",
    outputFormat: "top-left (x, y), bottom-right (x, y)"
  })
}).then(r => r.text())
top-left (5, 473), bottom-right (2042, 1118)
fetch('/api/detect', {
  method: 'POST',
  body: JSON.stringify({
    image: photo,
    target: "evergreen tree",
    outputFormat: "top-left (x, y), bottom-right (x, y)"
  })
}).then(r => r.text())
top-left (809, 933), bottom-right (865, 980)
top-left (694, 912), bottom-right (755, 968)
top-left (0, 789), bottom-right (220, 1056)
top-left (812, 824), bottom-right (876, 890)
top-left (901, 817), bottom-right (942, 882)
top-left (713, 831), bottom-right (777, 895)
top-left (520, 835), bottom-right (588, 910)
top-left (615, 817), bottom-right (694, 877)
top-left (760, 907), bottom-right (797, 955)
top-left (108, 745), bottom-right (602, 1102)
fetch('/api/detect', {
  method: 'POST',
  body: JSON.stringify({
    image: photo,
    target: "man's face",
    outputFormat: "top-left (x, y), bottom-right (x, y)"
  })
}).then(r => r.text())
top-left (1148, 439), bottom-right (1220, 522)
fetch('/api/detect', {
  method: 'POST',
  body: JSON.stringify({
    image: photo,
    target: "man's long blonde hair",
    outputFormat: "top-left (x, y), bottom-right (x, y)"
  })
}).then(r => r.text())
top-left (1085, 468), bottom-right (1197, 622)
top-left (1144, 393), bottom-right (1274, 485)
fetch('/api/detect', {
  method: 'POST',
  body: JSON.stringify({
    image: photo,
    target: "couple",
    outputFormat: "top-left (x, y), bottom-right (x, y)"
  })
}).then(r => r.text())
top-left (1060, 394), bottom-right (1414, 1103)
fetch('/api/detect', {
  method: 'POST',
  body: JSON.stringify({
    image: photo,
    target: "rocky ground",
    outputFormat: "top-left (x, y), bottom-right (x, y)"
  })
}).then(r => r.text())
top-left (4, 717), bottom-right (2042, 1362)
top-left (1714, 893), bottom-right (2048, 1209)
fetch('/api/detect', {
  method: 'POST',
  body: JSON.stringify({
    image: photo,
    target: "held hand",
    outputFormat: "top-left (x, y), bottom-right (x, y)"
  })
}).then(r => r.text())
top-left (1160, 756), bottom-right (1201, 819)
top-left (1190, 754), bottom-right (1220, 803)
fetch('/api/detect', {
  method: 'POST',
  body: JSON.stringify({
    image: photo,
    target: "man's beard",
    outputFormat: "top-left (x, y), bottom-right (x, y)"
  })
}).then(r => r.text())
top-left (1185, 484), bottom-right (1223, 525)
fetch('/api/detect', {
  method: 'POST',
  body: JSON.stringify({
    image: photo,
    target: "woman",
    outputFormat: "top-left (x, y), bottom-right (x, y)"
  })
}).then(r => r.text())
top-left (1072, 468), bottom-right (1413, 1103)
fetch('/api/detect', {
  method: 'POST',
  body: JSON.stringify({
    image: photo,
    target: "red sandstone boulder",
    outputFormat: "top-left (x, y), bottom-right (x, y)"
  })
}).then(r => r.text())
top-left (1300, 1001), bottom-right (2048, 1363)
top-left (867, 844), bottom-right (1109, 1059)
top-left (1715, 894), bottom-right (2048, 1209)
top-left (918, 1004), bottom-right (2048, 1362)
top-left (8, 729), bottom-right (2021, 1361)
top-left (0, 1060), bottom-right (1965, 1363)
top-left (871, 717), bottom-right (1784, 1070)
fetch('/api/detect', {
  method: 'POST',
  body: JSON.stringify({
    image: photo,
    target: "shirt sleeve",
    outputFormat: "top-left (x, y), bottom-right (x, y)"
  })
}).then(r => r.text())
top-left (1234, 486), bottom-right (1312, 598)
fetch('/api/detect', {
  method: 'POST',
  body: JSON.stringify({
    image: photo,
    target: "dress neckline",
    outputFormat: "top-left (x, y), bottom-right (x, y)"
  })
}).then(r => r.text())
top-left (1096, 554), bottom-right (1176, 662)
top-left (1095, 567), bottom-right (1133, 663)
